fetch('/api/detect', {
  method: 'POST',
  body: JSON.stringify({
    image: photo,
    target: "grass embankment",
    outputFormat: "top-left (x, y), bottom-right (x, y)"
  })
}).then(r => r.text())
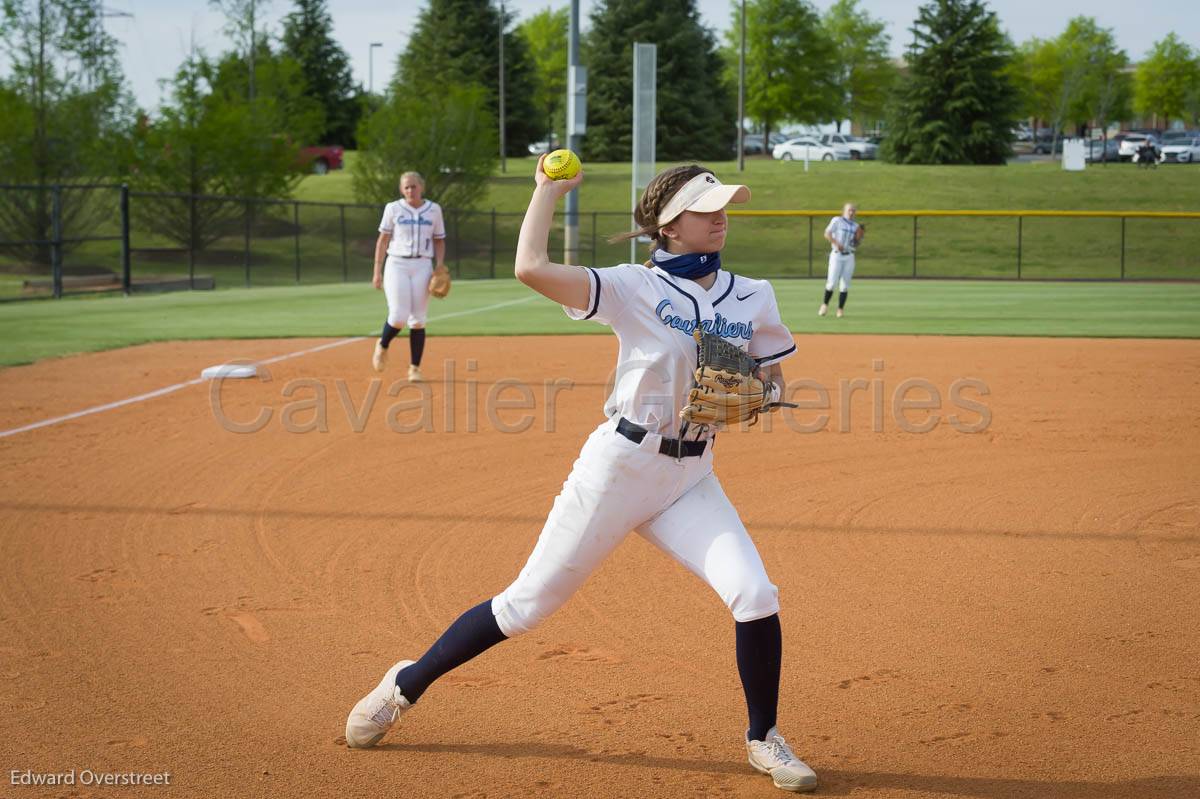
top-left (2, 157), bottom-right (1197, 300)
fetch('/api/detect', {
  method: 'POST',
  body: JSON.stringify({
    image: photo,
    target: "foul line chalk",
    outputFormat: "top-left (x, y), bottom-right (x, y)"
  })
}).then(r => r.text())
top-left (0, 294), bottom-right (538, 439)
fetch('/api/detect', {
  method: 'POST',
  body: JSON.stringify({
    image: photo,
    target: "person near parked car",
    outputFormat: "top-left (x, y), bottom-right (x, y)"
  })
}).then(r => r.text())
top-left (819, 203), bottom-right (864, 319)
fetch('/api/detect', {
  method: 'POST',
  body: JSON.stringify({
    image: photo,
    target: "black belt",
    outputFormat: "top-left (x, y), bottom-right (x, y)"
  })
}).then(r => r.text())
top-left (398, 255), bottom-right (429, 259)
top-left (616, 417), bottom-right (709, 458)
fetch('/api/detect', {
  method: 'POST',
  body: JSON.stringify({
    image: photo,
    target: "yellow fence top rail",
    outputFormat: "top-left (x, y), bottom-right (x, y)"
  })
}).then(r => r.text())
top-left (727, 209), bottom-right (1200, 219)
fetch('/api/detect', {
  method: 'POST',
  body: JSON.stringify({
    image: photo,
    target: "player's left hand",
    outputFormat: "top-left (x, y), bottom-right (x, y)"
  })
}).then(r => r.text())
top-left (533, 153), bottom-right (583, 197)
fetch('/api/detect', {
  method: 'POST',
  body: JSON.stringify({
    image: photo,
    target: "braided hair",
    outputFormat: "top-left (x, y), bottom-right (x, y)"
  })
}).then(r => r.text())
top-left (610, 165), bottom-right (715, 251)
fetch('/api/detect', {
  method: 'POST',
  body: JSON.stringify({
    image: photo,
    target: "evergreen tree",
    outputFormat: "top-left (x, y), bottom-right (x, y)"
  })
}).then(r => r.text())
top-left (281, 0), bottom-right (364, 146)
top-left (882, 0), bottom-right (1019, 165)
top-left (396, 0), bottom-right (540, 157)
top-left (587, 0), bottom-right (734, 162)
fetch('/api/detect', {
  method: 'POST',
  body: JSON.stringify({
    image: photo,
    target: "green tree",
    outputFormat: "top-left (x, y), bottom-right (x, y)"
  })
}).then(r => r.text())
top-left (1015, 19), bottom-right (1132, 153)
top-left (588, 0), bottom-right (734, 161)
top-left (822, 0), bottom-right (896, 132)
top-left (127, 48), bottom-right (306, 249)
top-left (281, 0), bottom-right (363, 146)
top-left (395, 0), bottom-right (540, 157)
top-left (353, 84), bottom-right (497, 210)
top-left (518, 6), bottom-right (568, 147)
top-left (1135, 33), bottom-right (1200, 126)
top-left (882, 0), bottom-right (1019, 165)
top-left (721, 0), bottom-right (839, 145)
top-left (0, 0), bottom-right (133, 267)
top-left (208, 39), bottom-right (325, 146)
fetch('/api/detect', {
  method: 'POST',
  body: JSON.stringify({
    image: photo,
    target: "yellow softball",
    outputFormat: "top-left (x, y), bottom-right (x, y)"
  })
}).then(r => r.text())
top-left (543, 149), bottom-right (581, 180)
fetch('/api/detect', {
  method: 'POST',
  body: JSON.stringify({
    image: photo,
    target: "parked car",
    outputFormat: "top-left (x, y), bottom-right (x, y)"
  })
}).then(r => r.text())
top-left (1159, 137), bottom-right (1200, 163)
top-left (1117, 133), bottom-right (1159, 161)
top-left (1084, 138), bottom-right (1121, 162)
top-left (734, 132), bottom-right (787, 155)
top-left (299, 145), bottom-right (344, 175)
top-left (820, 133), bottom-right (878, 160)
top-left (1031, 129), bottom-right (1058, 154)
top-left (527, 138), bottom-right (561, 155)
top-left (773, 137), bottom-right (838, 161)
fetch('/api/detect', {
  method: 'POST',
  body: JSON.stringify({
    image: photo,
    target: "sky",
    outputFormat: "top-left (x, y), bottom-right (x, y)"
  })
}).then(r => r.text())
top-left (25, 0), bottom-right (1200, 111)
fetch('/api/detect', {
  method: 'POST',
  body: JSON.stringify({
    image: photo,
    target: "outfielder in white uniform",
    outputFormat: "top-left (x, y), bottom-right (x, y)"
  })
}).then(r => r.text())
top-left (819, 203), bottom-right (864, 319)
top-left (345, 162), bottom-right (818, 793)
top-left (371, 171), bottom-right (449, 382)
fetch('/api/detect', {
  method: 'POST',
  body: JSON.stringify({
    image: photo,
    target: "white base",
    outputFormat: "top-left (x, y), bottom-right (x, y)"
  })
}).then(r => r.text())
top-left (201, 364), bottom-right (258, 380)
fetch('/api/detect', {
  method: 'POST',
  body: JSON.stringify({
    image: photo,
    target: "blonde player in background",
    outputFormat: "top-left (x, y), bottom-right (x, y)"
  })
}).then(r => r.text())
top-left (371, 172), bottom-right (449, 381)
top-left (818, 202), bottom-right (864, 319)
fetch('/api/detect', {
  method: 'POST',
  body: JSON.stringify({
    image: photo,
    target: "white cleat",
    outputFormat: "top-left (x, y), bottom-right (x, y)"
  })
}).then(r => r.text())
top-left (345, 660), bottom-right (415, 749)
top-left (408, 364), bottom-right (423, 382)
top-left (746, 727), bottom-right (819, 793)
top-left (817, 303), bottom-right (828, 317)
top-left (372, 342), bottom-right (388, 373)
top-left (835, 308), bottom-right (844, 318)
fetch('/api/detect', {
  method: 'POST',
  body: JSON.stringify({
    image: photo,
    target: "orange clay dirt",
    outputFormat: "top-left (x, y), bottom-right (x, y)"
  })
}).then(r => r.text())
top-left (0, 334), bottom-right (1198, 799)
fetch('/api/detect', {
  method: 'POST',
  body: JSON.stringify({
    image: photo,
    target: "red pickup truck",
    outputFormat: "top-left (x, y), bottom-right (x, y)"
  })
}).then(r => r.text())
top-left (299, 145), bottom-right (344, 175)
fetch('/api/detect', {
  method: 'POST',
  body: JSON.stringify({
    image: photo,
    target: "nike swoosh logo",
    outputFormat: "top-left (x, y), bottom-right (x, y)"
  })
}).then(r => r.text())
top-left (736, 292), bottom-right (756, 301)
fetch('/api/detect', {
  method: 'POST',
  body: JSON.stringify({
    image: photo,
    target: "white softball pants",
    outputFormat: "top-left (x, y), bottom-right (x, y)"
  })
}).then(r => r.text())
top-left (491, 419), bottom-right (780, 637)
top-left (383, 255), bottom-right (433, 328)
top-left (825, 251), bottom-right (855, 292)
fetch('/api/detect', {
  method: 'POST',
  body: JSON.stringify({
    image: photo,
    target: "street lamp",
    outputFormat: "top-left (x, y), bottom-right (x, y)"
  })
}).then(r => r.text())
top-left (369, 42), bottom-right (383, 94)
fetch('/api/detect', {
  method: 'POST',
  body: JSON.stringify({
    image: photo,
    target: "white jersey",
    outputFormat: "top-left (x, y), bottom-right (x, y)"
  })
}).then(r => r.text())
top-left (825, 215), bottom-right (860, 254)
top-left (563, 262), bottom-right (796, 441)
top-left (379, 199), bottom-right (446, 259)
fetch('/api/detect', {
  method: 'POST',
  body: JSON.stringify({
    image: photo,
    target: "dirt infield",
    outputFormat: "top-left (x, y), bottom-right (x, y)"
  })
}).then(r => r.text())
top-left (1, 334), bottom-right (1197, 799)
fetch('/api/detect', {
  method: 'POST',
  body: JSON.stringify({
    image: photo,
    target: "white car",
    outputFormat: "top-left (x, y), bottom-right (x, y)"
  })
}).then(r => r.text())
top-left (773, 137), bottom-right (838, 162)
top-left (1117, 133), bottom-right (1159, 161)
top-left (820, 133), bottom-right (878, 160)
top-left (1159, 137), bottom-right (1200, 163)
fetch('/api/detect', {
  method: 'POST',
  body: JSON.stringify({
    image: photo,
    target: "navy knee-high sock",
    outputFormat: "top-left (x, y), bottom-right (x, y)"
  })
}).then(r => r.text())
top-left (838, 291), bottom-right (848, 309)
top-left (395, 599), bottom-right (507, 703)
top-left (823, 288), bottom-right (833, 304)
top-left (736, 614), bottom-right (782, 741)
top-left (409, 328), bottom-right (426, 366)
top-left (380, 321), bottom-right (401, 348)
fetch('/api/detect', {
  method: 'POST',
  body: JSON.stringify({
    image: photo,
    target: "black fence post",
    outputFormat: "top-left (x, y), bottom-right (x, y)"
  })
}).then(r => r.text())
top-left (1016, 216), bottom-right (1023, 280)
top-left (340, 205), bottom-right (348, 282)
top-left (293, 202), bottom-right (301, 284)
top-left (188, 194), bottom-right (196, 289)
top-left (912, 216), bottom-right (918, 277)
top-left (51, 186), bottom-right (63, 299)
top-left (453, 210), bottom-right (461, 277)
top-left (591, 211), bottom-right (598, 268)
top-left (490, 209), bottom-right (496, 279)
top-left (243, 199), bottom-right (252, 288)
top-left (808, 216), bottom-right (813, 277)
top-left (1120, 217), bottom-right (1126, 279)
top-left (120, 184), bottom-right (131, 295)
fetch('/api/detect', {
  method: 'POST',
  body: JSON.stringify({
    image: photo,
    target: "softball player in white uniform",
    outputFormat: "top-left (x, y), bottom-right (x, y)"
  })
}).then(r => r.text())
top-left (371, 171), bottom-right (448, 382)
top-left (819, 203), bottom-right (864, 318)
top-left (345, 162), bottom-right (818, 792)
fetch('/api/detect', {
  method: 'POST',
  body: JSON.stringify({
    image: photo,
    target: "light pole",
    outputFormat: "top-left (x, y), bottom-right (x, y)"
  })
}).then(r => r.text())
top-left (737, 0), bottom-right (746, 171)
top-left (499, 1), bottom-right (506, 173)
top-left (369, 42), bottom-right (382, 95)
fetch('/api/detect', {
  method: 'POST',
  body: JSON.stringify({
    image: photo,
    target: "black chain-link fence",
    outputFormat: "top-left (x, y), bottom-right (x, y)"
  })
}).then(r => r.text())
top-left (2, 185), bottom-right (1198, 300)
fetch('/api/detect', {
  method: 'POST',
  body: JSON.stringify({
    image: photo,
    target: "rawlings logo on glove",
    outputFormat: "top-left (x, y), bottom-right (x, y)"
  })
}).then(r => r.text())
top-left (679, 330), bottom-right (794, 428)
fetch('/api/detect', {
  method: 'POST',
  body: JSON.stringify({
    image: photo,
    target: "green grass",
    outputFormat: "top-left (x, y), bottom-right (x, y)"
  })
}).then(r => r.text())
top-left (2, 278), bottom-right (1197, 367)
